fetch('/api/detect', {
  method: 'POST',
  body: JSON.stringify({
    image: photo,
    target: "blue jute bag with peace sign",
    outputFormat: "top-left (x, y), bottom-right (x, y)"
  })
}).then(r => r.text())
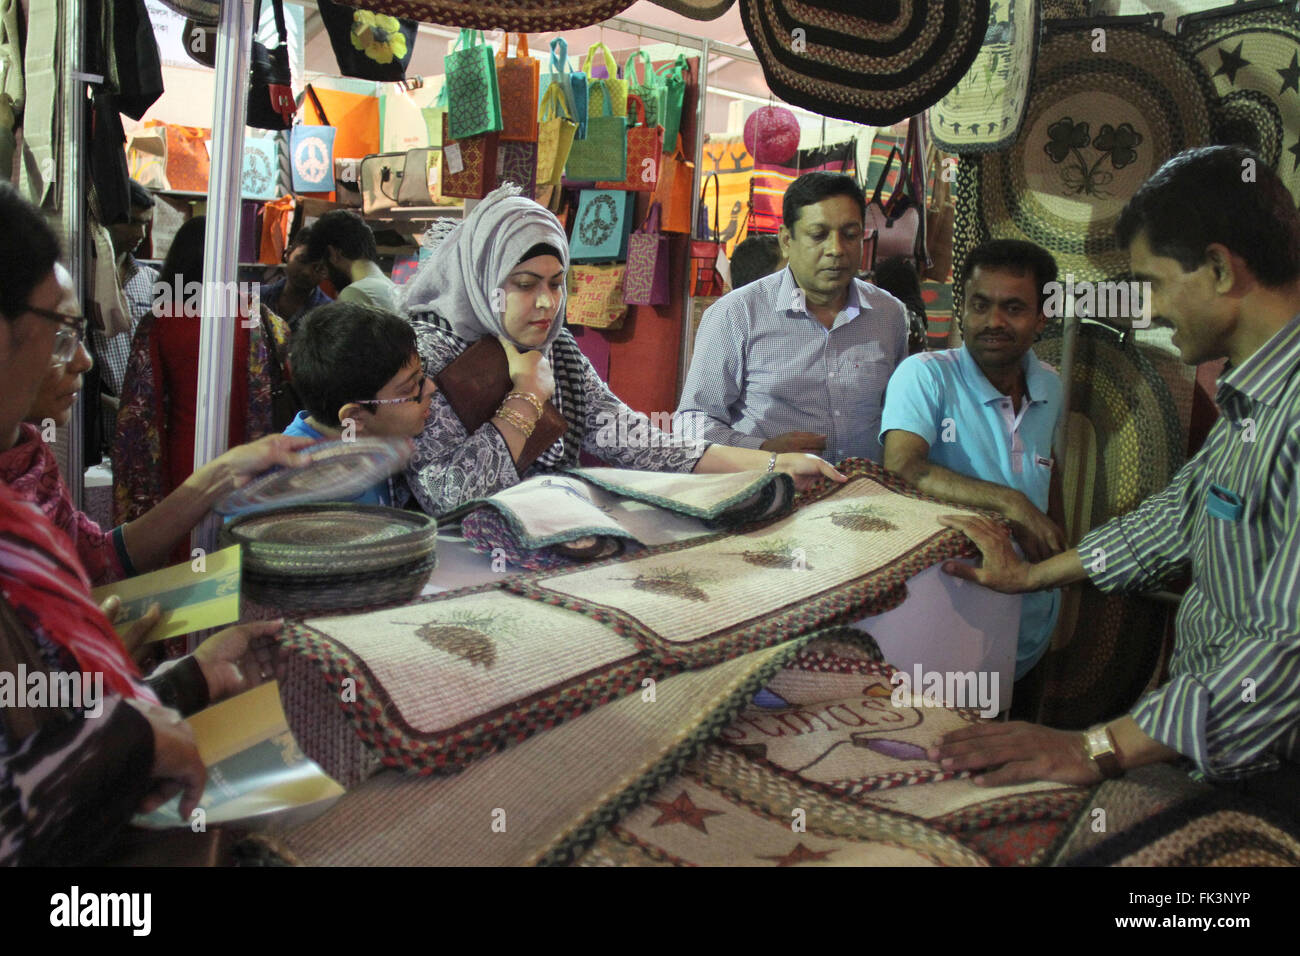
top-left (570, 188), bottom-right (636, 263)
top-left (290, 123), bottom-right (336, 191)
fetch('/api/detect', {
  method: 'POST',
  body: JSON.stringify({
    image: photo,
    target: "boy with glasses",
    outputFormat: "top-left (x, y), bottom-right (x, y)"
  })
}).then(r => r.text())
top-left (285, 302), bottom-right (434, 507)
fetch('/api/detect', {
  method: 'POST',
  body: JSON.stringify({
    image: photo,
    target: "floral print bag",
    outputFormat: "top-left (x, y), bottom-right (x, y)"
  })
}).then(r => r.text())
top-left (317, 0), bottom-right (417, 83)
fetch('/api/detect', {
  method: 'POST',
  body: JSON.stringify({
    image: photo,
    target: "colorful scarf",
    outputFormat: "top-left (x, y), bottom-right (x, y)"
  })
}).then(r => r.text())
top-left (0, 483), bottom-right (155, 702)
top-left (0, 424), bottom-right (123, 585)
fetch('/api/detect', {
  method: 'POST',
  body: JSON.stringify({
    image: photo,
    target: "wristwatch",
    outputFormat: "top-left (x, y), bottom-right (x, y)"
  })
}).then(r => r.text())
top-left (767, 452), bottom-right (778, 473)
top-left (1082, 725), bottom-right (1123, 779)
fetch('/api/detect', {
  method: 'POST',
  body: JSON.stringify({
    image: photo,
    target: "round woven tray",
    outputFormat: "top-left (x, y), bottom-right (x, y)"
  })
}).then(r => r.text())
top-left (221, 504), bottom-right (438, 578)
top-left (241, 553), bottom-right (439, 615)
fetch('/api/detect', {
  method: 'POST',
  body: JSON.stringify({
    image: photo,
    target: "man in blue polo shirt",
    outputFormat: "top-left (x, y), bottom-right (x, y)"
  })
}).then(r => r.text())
top-left (881, 239), bottom-right (1066, 702)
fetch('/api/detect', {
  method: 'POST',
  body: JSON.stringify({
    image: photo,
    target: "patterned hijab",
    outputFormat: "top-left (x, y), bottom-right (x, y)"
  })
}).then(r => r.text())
top-left (399, 184), bottom-right (569, 353)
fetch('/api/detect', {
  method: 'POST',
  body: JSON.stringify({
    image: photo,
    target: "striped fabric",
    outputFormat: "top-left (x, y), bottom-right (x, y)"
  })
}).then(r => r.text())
top-left (863, 122), bottom-right (907, 200)
top-left (749, 140), bottom-right (857, 236)
top-left (90, 258), bottom-right (157, 396)
top-left (1079, 314), bottom-right (1300, 781)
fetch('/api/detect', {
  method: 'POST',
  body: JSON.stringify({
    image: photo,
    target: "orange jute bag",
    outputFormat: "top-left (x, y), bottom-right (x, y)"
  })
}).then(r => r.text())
top-left (259, 195), bottom-right (296, 265)
top-left (496, 33), bottom-right (539, 143)
top-left (147, 121), bottom-right (210, 193)
top-left (654, 134), bottom-right (695, 234)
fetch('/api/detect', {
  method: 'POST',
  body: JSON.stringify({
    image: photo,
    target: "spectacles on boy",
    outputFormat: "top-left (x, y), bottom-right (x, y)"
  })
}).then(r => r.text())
top-left (350, 373), bottom-right (433, 409)
top-left (26, 304), bottom-right (88, 366)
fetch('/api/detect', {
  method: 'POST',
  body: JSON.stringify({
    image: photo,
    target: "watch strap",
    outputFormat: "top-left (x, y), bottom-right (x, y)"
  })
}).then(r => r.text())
top-left (1083, 726), bottom-right (1123, 779)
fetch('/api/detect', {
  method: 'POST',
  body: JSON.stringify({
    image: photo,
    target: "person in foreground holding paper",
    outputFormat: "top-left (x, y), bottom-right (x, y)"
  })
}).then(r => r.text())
top-left (0, 183), bottom-right (293, 864)
top-left (930, 148), bottom-right (1300, 817)
top-left (399, 185), bottom-right (844, 518)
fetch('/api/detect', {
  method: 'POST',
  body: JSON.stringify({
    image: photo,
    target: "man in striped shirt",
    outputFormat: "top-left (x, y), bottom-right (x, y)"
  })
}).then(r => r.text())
top-left (932, 146), bottom-right (1300, 812)
top-left (674, 172), bottom-right (909, 463)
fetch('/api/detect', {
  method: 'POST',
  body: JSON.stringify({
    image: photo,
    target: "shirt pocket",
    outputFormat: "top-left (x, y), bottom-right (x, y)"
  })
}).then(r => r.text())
top-left (837, 342), bottom-right (891, 407)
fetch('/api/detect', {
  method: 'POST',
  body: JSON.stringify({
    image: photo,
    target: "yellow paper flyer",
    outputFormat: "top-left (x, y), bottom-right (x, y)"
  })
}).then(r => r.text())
top-left (91, 544), bottom-right (242, 642)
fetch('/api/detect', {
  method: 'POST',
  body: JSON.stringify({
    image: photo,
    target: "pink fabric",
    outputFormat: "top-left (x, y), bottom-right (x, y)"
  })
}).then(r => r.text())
top-left (0, 424), bottom-right (126, 586)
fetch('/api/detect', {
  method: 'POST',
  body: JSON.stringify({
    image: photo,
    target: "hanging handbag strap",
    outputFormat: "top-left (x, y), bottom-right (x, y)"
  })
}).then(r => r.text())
top-left (641, 201), bottom-right (662, 235)
top-left (252, 0), bottom-right (289, 50)
top-left (498, 32), bottom-right (528, 61)
top-left (548, 36), bottom-right (569, 80)
top-left (378, 155), bottom-right (402, 203)
top-left (583, 41), bottom-right (619, 80)
top-left (628, 50), bottom-right (656, 89)
top-left (698, 171), bottom-right (720, 241)
top-left (870, 146), bottom-right (902, 205)
top-left (304, 83), bottom-right (330, 126)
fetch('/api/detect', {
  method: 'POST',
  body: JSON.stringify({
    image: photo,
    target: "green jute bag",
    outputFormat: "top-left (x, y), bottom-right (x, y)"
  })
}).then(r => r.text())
top-left (444, 28), bottom-right (502, 140)
top-left (655, 53), bottom-right (689, 153)
top-left (626, 50), bottom-right (666, 130)
top-left (564, 80), bottom-right (626, 183)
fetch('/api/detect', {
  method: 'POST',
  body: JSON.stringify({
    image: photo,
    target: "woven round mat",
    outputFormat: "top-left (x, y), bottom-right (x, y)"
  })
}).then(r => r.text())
top-left (929, 0), bottom-right (1040, 153)
top-left (216, 437), bottom-right (412, 517)
top-left (222, 504), bottom-right (437, 577)
top-left (739, 0), bottom-right (991, 128)
top-left (1178, 2), bottom-right (1300, 207)
top-left (243, 553), bottom-right (439, 615)
top-left (955, 19), bottom-right (1214, 283)
top-left (327, 0), bottom-right (635, 31)
top-left (1033, 322), bottom-right (1185, 728)
top-left (1211, 88), bottom-right (1286, 168)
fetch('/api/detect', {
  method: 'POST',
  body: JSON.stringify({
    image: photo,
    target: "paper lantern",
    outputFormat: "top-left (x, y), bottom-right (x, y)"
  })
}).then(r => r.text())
top-left (743, 105), bottom-right (800, 165)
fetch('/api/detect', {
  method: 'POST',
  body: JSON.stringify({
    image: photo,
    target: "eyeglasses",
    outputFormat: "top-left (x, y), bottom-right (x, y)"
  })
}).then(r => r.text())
top-left (27, 305), bottom-right (88, 366)
top-left (350, 373), bottom-right (433, 409)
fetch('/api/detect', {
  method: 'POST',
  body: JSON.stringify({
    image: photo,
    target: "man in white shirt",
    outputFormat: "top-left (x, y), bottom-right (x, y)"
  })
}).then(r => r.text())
top-left (306, 210), bottom-right (399, 313)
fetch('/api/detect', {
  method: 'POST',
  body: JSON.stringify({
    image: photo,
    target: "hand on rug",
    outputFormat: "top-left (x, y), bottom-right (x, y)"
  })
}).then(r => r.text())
top-left (929, 720), bottom-right (1104, 787)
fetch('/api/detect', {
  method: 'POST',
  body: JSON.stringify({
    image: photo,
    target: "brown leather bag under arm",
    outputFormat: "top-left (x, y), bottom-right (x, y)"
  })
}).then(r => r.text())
top-left (434, 337), bottom-right (568, 473)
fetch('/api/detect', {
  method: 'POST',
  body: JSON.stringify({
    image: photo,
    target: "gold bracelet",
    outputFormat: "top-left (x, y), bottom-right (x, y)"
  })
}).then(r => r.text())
top-left (504, 391), bottom-right (544, 420)
top-left (495, 406), bottom-right (536, 438)
top-left (495, 399), bottom-right (537, 432)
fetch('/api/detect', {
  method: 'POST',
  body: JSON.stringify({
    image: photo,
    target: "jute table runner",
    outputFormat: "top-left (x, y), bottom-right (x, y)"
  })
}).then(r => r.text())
top-left (275, 462), bottom-right (981, 783)
top-left (510, 463), bottom-right (981, 668)
top-left (274, 639), bottom-right (804, 866)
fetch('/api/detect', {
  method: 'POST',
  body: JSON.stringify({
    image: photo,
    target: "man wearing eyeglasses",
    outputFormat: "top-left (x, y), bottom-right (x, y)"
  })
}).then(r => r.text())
top-left (283, 302), bottom-right (434, 507)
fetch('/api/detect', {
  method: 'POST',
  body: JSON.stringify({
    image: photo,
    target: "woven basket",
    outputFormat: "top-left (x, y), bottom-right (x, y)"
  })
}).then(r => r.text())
top-left (221, 505), bottom-right (438, 613)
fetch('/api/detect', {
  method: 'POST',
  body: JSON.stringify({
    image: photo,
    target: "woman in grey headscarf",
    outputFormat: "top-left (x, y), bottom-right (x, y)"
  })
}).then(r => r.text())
top-left (403, 186), bottom-right (842, 517)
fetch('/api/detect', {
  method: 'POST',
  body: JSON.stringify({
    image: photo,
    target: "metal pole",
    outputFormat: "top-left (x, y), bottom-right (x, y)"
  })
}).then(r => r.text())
top-left (192, 0), bottom-right (253, 555)
top-left (678, 39), bottom-right (710, 402)
top-left (61, 0), bottom-right (84, 507)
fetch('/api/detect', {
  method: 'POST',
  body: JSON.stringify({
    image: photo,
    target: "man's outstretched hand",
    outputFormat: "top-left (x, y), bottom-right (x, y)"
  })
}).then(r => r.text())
top-left (938, 513), bottom-right (1033, 593)
top-left (929, 721), bottom-right (1103, 787)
